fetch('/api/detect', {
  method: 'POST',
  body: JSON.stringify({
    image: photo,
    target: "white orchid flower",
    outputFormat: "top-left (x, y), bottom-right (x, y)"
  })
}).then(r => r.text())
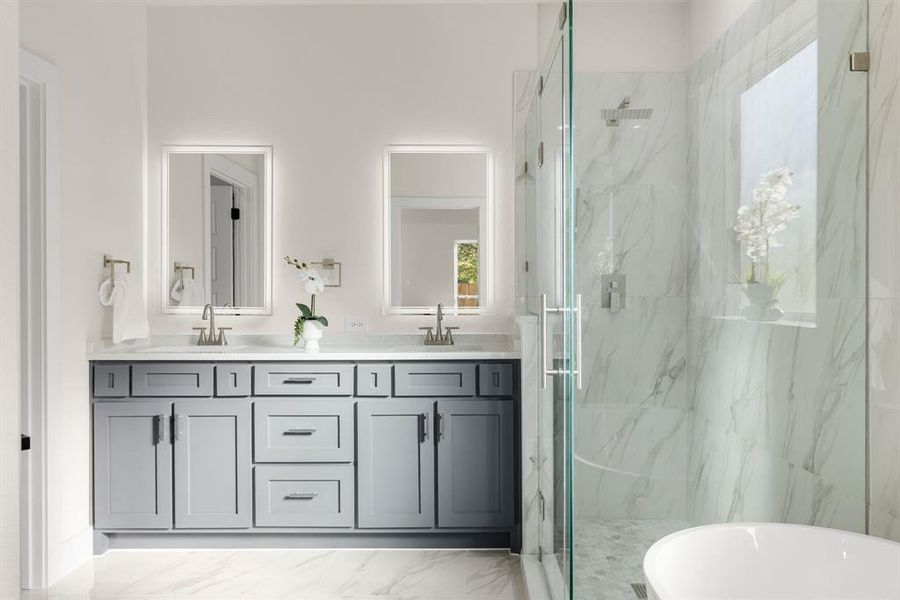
top-left (303, 269), bottom-right (325, 294)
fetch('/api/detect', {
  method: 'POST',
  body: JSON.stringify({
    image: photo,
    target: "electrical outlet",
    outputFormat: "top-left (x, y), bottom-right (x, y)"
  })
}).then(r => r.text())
top-left (345, 317), bottom-right (368, 333)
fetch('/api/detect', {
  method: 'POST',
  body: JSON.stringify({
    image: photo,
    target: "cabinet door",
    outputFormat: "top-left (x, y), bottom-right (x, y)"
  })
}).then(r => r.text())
top-left (173, 401), bottom-right (252, 528)
top-left (436, 399), bottom-right (515, 528)
top-left (93, 401), bottom-right (172, 529)
top-left (357, 400), bottom-right (435, 528)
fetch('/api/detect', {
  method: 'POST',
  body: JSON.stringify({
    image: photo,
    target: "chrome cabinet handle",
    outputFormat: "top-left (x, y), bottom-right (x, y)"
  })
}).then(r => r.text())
top-left (437, 413), bottom-right (446, 440)
top-left (283, 428), bottom-right (317, 435)
top-left (284, 492), bottom-right (318, 500)
top-left (173, 414), bottom-right (184, 441)
top-left (156, 414), bottom-right (167, 444)
top-left (420, 413), bottom-right (430, 442)
top-left (283, 377), bottom-right (316, 384)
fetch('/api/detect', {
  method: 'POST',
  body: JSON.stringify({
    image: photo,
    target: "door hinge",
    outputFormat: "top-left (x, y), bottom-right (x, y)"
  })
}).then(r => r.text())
top-left (231, 207), bottom-right (241, 220)
top-left (524, 260), bottom-right (530, 273)
top-left (523, 161), bottom-right (528, 175)
top-left (850, 51), bottom-right (870, 72)
top-left (538, 142), bottom-right (544, 167)
top-left (538, 74), bottom-right (544, 96)
top-left (21, 434), bottom-right (30, 452)
top-left (558, 2), bottom-right (567, 30)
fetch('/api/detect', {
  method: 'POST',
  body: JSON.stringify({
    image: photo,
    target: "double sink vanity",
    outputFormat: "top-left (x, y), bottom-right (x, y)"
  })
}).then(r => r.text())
top-left (89, 336), bottom-right (521, 552)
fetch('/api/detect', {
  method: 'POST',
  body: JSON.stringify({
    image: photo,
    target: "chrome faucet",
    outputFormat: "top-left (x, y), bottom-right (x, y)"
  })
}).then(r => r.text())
top-left (195, 304), bottom-right (231, 346)
top-left (420, 303), bottom-right (458, 346)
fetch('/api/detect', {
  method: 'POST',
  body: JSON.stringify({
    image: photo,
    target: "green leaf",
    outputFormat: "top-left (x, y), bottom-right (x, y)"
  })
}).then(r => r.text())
top-left (293, 316), bottom-right (304, 346)
top-left (296, 303), bottom-right (312, 318)
top-left (315, 316), bottom-right (329, 327)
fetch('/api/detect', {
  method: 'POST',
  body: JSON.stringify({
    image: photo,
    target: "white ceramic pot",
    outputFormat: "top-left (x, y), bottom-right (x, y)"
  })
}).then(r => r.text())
top-left (741, 282), bottom-right (784, 321)
top-left (301, 320), bottom-right (324, 352)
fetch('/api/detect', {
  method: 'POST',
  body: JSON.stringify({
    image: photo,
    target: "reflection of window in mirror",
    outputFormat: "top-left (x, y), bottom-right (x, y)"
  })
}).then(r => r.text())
top-left (454, 240), bottom-right (479, 308)
top-left (738, 40), bottom-right (817, 319)
top-left (384, 146), bottom-right (492, 315)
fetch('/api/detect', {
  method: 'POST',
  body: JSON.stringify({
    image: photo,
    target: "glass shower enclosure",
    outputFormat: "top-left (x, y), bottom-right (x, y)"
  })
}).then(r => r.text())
top-left (517, 1), bottom-right (869, 599)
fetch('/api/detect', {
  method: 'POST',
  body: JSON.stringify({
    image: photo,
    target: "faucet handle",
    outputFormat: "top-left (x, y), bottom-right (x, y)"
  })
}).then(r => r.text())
top-left (216, 327), bottom-right (232, 345)
top-left (444, 326), bottom-right (459, 344)
top-left (193, 326), bottom-right (209, 344)
top-left (419, 326), bottom-right (435, 341)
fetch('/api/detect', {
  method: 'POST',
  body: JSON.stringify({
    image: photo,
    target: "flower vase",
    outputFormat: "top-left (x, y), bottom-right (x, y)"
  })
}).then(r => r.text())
top-left (301, 320), bottom-right (324, 352)
top-left (741, 282), bottom-right (784, 322)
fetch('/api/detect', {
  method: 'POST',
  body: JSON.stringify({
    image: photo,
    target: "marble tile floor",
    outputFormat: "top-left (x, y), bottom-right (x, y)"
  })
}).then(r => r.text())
top-left (21, 549), bottom-right (525, 600)
top-left (573, 518), bottom-right (690, 600)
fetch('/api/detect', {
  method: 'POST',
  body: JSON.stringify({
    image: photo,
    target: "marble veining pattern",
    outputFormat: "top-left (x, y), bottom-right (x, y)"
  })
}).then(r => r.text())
top-left (868, 1), bottom-right (900, 544)
top-left (21, 549), bottom-right (524, 600)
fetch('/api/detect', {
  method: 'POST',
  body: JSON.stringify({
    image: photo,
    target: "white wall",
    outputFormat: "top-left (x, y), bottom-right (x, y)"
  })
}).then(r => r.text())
top-left (541, 1), bottom-right (690, 72)
top-left (688, 0), bottom-right (755, 63)
top-left (19, 2), bottom-right (147, 584)
top-left (0, 0), bottom-right (21, 597)
top-left (148, 3), bottom-right (536, 335)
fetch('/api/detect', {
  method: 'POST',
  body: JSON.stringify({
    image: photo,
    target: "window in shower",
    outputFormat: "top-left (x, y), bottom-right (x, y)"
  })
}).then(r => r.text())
top-left (738, 40), bottom-right (818, 319)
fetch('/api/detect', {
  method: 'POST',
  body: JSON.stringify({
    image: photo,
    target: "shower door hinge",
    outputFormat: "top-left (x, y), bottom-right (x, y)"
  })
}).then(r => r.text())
top-left (538, 74), bottom-right (544, 96)
top-left (558, 2), bottom-right (567, 30)
top-left (524, 260), bottom-right (530, 272)
top-left (850, 51), bottom-right (870, 71)
top-left (523, 160), bottom-right (528, 175)
top-left (538, 142), bottom-right (544, 167)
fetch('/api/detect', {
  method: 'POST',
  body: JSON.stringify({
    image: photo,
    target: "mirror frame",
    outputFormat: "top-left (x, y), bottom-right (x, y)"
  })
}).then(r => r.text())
top-left (382, 145), bottom-right (494, 316)
top-left (161, 144), bottom-right (273, 315)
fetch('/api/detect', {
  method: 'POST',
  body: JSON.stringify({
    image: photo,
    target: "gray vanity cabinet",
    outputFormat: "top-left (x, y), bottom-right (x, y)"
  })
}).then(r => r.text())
top-left (93, 401), bottom-right (173, 529)
top-left (173, 401), bottom-right (252, 529)
top-left (356, 400), bottom-right (435, 528)
top-left (435, 400), bottom-right (515, 528)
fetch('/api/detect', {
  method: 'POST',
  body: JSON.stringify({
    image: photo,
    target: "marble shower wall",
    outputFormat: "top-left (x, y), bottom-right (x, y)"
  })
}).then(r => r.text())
top-left (868, 0), bottom-right (900, 543)
top-left (685, 0), bottom-right (868, 532)
top-left (573, 72), bottom-right (690, 521)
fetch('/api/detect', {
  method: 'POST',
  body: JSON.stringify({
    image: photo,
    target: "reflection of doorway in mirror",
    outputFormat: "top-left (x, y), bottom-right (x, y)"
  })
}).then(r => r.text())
top-left (202, 154), bottom-right (259, 308)
top-left (454, 240), bottom-right (479, 308)
top-left (209, 178), bottom-right (235, 306)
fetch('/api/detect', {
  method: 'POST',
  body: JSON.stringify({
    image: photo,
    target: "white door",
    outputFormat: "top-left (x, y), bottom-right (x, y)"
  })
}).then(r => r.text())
top-left (210, 181), bottom-right (234, 306)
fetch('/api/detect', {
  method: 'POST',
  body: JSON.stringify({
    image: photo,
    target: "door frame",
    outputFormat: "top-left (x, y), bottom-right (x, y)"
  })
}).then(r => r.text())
top-left (19, 48), bottom-right (60, 590)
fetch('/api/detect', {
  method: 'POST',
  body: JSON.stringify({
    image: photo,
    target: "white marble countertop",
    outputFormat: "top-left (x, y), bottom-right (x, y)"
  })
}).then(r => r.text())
top-left (87, 333), bottom-right (520, 361)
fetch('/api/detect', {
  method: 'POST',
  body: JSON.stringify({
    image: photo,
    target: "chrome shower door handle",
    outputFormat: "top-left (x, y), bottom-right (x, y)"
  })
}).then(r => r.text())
top-left (541, 294), bottom-right (549, 389)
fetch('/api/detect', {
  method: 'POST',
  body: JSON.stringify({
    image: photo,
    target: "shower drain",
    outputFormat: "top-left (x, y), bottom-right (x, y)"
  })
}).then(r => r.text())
top-left (631, 583), bottom-right (648, 599)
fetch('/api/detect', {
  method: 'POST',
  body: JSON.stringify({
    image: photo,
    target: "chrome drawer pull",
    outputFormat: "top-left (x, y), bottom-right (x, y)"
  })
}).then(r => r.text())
top-left (283, 377), bottom-right (317, 384)
top-left (284, 492), bottom-right (318, 500)
top-left (283, 428), bottom-right (317, 435)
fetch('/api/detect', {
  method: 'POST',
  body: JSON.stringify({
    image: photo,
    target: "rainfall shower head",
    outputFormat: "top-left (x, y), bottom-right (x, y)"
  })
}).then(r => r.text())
top-left (602, 97), bottom-right (654, 127)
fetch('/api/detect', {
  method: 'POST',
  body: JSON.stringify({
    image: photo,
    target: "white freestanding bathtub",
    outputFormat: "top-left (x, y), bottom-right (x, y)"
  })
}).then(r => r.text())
top-left (644, 523), bottom-right (900, 600)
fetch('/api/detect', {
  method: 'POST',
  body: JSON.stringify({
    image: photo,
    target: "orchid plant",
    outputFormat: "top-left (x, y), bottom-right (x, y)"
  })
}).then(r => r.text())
top-left (734, 167), bottom-right (799, 287)
top-left (284, 256), bottom-right (329, 346)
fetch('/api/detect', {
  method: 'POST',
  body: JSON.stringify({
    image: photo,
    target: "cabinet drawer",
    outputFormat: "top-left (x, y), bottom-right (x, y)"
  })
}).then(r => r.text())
top-left (394, 363), bottom-right (476, 397)
top-left (356, 364), bottom-right (392, 397)
top-left (131, 363), bottom-right (213, 397)
top-left (253, 364), bottom-right (353, 396)
top-left (254, 465), bottom-right (354, 528)
top-left (253, 400), bottom-right (354, 462)
top-left (478, 364), bottom-right (514, 397)
top-left (216, 364), bottom-right (251, 397)
top-left (93, 363), bottom-right (130, 398)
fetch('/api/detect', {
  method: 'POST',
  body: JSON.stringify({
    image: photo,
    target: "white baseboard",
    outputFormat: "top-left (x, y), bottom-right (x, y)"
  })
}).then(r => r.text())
top-left (47, 526), bottom-right (92, 586)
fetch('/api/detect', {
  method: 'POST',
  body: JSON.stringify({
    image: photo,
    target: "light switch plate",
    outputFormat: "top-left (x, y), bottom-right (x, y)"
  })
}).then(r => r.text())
top-left (345, 317), bottom-right (368, 333)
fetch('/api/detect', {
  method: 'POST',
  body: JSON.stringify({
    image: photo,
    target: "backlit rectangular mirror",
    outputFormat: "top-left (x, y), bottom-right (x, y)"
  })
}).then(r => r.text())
top-left (383, 146), bottom-right (493, 315)
top-left (162, 145), bottom-right (272, 314)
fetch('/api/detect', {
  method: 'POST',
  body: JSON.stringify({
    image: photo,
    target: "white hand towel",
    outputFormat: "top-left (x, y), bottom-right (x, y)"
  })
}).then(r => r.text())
top-left (170, 276), bottom-right (206, 306)
top-left (98, 272), bottom-right (150, 343)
